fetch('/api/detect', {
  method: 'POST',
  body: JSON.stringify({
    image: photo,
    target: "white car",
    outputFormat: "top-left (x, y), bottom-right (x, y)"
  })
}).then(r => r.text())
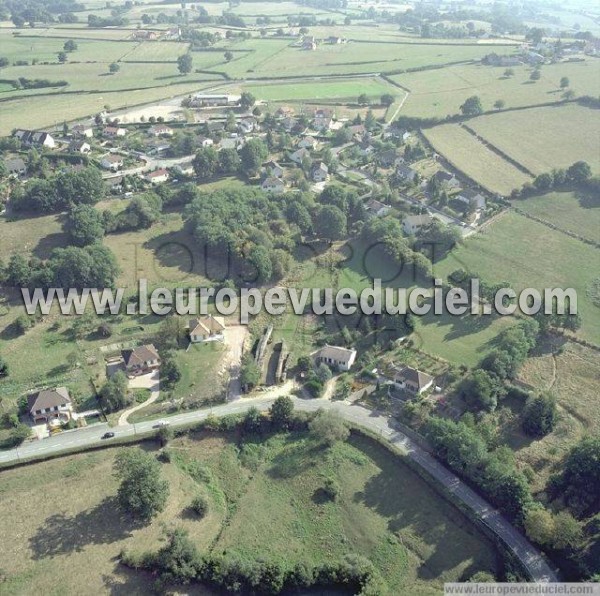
top-left (153, 420), bottom-right (170, 428)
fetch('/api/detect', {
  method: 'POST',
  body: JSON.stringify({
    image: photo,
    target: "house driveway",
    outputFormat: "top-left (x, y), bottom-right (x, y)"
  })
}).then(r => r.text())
top-left (222, 325), bottom-right (248, 400)
top-left (118, 371), bottom-right (160, 425)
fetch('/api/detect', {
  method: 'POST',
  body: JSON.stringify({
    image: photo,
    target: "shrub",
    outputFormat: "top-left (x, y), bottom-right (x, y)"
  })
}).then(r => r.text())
top-left (190, 494), bottom-right (208, 518)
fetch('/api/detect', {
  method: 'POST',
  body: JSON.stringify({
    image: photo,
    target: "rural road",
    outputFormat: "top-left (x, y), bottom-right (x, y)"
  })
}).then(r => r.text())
top-left (0, 395), bottom-right (557, 583)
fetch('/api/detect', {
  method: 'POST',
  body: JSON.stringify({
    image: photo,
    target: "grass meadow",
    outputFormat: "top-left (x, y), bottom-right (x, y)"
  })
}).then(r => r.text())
top-left (433, 211), bottom-right (600, 344)
top-left (391, 60), bottom-right (600, 118)
top-left (512, 190), bottom-right (600, 244)
top-left (0, 430), bottom-right (500, 593)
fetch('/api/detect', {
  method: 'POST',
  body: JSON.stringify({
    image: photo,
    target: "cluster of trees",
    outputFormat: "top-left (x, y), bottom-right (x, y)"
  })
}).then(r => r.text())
top-left (360, 216), bottom-right (433, 280)
top-left (2, 243), bottom-right (119, 291)
top-left (11, 166), bottom-right (105, 212)
top-left (122, 526), bottom-right (384, 594)
top-left (513, 160), bottom-right (595, 198)
top-left (99, 370), bottom-right (130, 413)
top-left (1, 76), bottom-right (68, 90)
top-left (87, 14), bottom-right (128, 27)
top-left (297, 357), bottom-right (333, 398)
top-left (460, 319), bottom-right (539, 412)
top-left (102, 192), bottom-right (164, 234)
top-left (191, 139), bottom-right (267, 180)
top-left (182, 185), bottom-right (363, 286)
top-left (426, 415), bottom-right (533, 519)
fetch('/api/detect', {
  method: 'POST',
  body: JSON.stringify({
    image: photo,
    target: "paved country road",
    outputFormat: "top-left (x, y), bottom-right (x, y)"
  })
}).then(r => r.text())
top-left (0, 396), bottom-right (557, 583)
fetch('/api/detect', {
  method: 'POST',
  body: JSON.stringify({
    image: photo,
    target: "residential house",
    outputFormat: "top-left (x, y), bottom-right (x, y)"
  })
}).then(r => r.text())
top-left (311, 161), bottom-right (329, 183)
top-left (396, 163), bottom-right (418, 183)
top-left (72, 124), bottom-right (94, 138)
top-left (393, 366), bottom-right (434, 394)
top-left (402, 214), bottom-right (433, 235)
top-left (262, 176), bottom-right (285, 194)
top-left (365, 199), bottom-right (391, 218)
top-left (132, 30), bottom-right (158, 40)
top-left (103, 126), bottom-right (127, 138)
top-left (302, 36), bottom-right (317, 50)
top-left (433, 170), bottom-right (460, 189)
top-left (28, 387), bottom-right (73, 423)
top-left (148, 124), bottom-right (174, 137)
top-left (275, 106), bottom-right (294, 118)
top-left (174, 161), bottom-right (195, 176)
top-left (264, 160), bottom-right (284, 178)
top-left (312, 108), bottom-right (334, 131)
top-left (297, 135), bottom-right (318, 150)
top-left (68, 140), bottom-right (91, 154)
top-left (290, 147), bottom-right (311, 165)
top-left (456, 189), bottom-right (486, 210)
top-left (105, 175), bottom-right (124, 193)
top-left (188, 315), bottom-right (226, 343)
top-left (146, 168), bottom-right (169, 184)
top-left (14, 129), bottom-right (55, 149)
top-left (238, 117), bottom-right (257, 134)
top-left (121, 344), bottom-right (161, 375)
top-left (100, 154), bottom-right (124, 171)
top-left (316, 345), bottom-right (357, 371)
top-left (348, 124), bottom-right (366, 142)
top-left (281, 116), bottom-right (299, 133)
top-left (147, 142), bottom-right (170, 156)
top-left (197, 136), bottom-right (214, 148)
top-left (4, 157), bottom-right (26, 177)
top-left (219, 137), bottom-right (244, 150)
top-left (206, 121), bottom-right (225, 135)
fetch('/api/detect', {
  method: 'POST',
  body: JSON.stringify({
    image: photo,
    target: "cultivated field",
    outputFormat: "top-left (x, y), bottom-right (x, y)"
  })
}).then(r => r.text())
top-left (423, 123), bottom-right (531, 195)
top-left (513, 190), bottom-right (600, 244)
top-left (467, 103), bottom-right (600, 175)
top-left (433, 212), bottom-right (600, 344)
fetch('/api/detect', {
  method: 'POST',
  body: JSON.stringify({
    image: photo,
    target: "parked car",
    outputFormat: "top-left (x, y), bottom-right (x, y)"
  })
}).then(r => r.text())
top-left (101, 431), bottom-right (115, 439)
top-left (153, 420), bottom-right (169, 429)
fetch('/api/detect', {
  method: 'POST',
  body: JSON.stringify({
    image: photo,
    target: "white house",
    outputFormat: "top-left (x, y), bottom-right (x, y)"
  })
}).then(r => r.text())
top-left (28, 387), bottom-right (73, 424)
top-left (198, 136), bottom-right (214, 148)
top-left (188, 315), bottom-right (226, 343)
top-left (72, 124), bottom-right (94, 138)
top-left (146, 168), bottom-right (169, 184)
top-left (148, 124), bottom-right (174, 137)
top-left (433, 170), bottom-right (460, 189)
top-left (174, 161), bottom-right (195, 176)
top-left (100, 154), bottom-right (124, 171)
top-left (238, 117), bottom-right (257, 134)
top-left (14, 129), bottom-right (56, 149)
top-left (393, 366), bottom-right (434, 394)
top-left (403, 214), bottom-right (433, 235)
top-left (68, 140), bottom-right (91, 154)
top-left (311, 161), bottom-right (329, 182)
top-left (456, 189), bottom-right (486, 210)
top-left (103, 126), bottom-right (127, 138)
top-left (262, 176), bottom-right (285, 194)
top-left (290, 147), bottom-right (311, 165)
top-left (121, 344), bottom-right (161, 375)
top-left (396, 164), bottom-right (418, 183)
top-left (316, 345), bottom-right (357, 371)
top-left (365, 199), bottom-right (391, 218)
top-left (264, 160), bottom-right (284, 178)
top-left (297, 135), bottom-right (318, 150)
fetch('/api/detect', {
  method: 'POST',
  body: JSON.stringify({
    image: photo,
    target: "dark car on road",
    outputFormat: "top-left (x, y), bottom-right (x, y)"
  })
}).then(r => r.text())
top-left (101, 432), bottom-right (115, 439)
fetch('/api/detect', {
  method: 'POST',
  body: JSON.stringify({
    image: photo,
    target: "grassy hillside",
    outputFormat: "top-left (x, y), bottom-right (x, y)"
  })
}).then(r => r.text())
top-left (0, 431), bottom-right (500, 593)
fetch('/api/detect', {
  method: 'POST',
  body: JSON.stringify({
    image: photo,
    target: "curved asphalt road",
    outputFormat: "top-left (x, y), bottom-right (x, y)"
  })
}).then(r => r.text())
top-left (0, 396), bottom-right (557, 583)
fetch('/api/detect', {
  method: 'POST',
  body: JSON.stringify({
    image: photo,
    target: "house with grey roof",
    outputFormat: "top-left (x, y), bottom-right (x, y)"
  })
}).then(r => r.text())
top-left (28, 387), bottom-right (73, 423)
top-left (316, 345), bottom-right (357, 371)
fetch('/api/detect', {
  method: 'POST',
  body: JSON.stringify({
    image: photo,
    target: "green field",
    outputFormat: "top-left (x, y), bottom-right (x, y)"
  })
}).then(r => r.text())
top-left (513, 190), bottom-right (600, 244)
top-left (391, 60), bottom-right (600, 118)
top-left (244, 76), bottom-right (399, 102)
top-left (433, 211), bottom-right (600, 344)
top-left (468, 103), bottom-right (600, 175)
top-left (0, 431), bottom-right (501, 593)
top-left (423, 123), bottom-right (531, 195)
